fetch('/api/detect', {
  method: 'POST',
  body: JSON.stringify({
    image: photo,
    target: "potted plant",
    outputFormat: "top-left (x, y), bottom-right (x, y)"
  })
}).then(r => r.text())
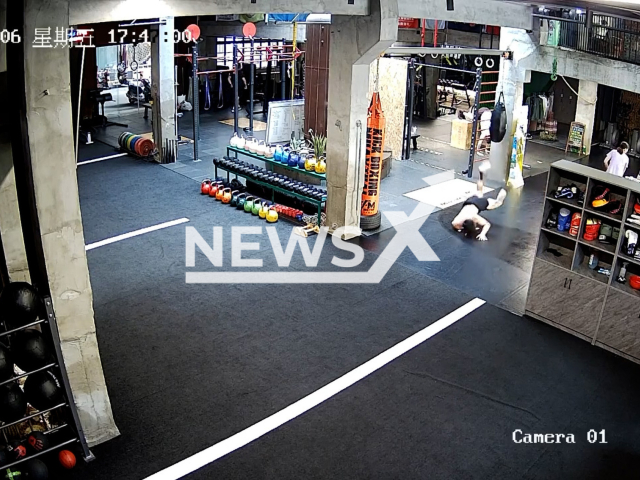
top-left (308, 129), bottom-right (326, 159)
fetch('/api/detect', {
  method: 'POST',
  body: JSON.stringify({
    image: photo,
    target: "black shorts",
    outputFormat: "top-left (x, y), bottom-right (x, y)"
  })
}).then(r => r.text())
top-left (463, 196), bottom-right (489, 212)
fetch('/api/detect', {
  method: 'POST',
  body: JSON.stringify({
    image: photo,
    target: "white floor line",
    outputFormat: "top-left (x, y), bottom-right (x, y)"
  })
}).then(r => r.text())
top-left (143, 297), bottom-right (486, 480)
top-left (77, 152), bottom-right (128, 166)
top-left (85, 218), bottom-right (190, 251)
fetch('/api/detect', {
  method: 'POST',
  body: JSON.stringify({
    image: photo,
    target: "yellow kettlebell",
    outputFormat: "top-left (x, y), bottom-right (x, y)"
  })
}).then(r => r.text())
top-left (315, 156), bottom-right (326, 174)
top-left (266, 206), bottom-right (279, 223)
top-left (304, 154), bottom-right (317, 172)
top-left (259, 202), bottom-right (270, 219)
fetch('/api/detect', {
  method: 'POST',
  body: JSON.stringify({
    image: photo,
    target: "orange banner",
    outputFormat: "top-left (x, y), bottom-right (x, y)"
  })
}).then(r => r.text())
top-left (361, 92), bottom-right (386, 217)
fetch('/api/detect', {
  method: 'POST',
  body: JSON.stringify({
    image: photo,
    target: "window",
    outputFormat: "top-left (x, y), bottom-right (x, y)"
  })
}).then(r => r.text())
top-left (216, 37), bottom-right (285, 70)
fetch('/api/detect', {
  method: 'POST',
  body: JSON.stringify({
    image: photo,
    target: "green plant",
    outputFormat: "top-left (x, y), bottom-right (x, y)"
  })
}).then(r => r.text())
top-left (308, 128), bottom-right (327, 158)
top-left (290, 136), bottom-right (304, 152)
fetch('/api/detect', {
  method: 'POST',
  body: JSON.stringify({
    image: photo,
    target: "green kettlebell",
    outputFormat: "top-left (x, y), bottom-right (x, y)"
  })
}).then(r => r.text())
top-left (244, 196), bottom-right (254, 213)
top-left (252, 199), bottom-right (262, 216)
top-left (236, 193), bottom-right (247, 210)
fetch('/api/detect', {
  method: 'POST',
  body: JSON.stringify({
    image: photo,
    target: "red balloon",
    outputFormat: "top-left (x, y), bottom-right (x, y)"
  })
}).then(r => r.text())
top-left (243, 22), bottom-right (257, 38)
top-left (186, 24), bottom-right (201, 41)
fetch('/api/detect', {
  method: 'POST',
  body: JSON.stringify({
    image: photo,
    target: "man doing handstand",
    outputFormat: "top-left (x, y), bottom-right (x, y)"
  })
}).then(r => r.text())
top-left (451, 161), bottom-right (507, 241)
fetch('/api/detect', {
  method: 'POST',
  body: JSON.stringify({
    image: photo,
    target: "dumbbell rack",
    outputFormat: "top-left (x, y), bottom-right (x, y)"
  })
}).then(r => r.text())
top-left (0, 296), bottom-right (93, 471)
top-left (214, 157), bottom-right (327, 227)
top-left (526, 159), bottom-right (640, 365)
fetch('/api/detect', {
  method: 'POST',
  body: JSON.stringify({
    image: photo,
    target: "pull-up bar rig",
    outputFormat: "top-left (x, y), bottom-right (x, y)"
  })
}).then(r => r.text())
top-left (181, 40), bottom-right (305, 163)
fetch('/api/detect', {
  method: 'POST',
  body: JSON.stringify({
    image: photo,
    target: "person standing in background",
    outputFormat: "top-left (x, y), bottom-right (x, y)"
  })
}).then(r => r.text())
top-left (604, 141), bottom-right (629, 177)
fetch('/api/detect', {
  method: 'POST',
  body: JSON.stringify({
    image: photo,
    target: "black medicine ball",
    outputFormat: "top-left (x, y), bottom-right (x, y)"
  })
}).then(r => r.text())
top-left (12, 330), bottom-right (52, 372)
top-left (0, 383), bottom-right (27, 423)
top-left (23, 459), bottom-right (49, 479)
top-left (0, 283), bottom-right (42, 330)
top-left (24, 371), bottom-right (64, 411)
top-left (0, 343), bottom-right (14, 381)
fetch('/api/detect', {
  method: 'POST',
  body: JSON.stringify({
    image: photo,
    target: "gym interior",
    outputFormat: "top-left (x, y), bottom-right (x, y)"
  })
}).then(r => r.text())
top-left (2, 2), bottom-right (640, 480)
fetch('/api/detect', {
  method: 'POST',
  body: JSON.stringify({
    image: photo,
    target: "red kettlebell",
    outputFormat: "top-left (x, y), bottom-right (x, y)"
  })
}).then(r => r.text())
top-left (201, 179), bottom-right (212, 195)
top-left (209, 182), bottom-right (221, 198)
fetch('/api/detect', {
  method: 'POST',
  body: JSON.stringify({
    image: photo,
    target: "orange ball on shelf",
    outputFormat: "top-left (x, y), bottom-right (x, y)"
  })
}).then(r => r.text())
top-left (629, 275), bottom-right (640, 290)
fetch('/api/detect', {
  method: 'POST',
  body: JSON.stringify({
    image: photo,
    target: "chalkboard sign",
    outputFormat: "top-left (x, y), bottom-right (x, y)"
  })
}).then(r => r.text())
top-left (565, 121), bottom-right (585, 154)
top-left (266, 99), bottom-right (305, 144)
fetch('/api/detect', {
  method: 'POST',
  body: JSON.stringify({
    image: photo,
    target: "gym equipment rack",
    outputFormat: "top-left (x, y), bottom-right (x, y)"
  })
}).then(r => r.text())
top-left (226, 146), bottom-right (326, 181)
top-left (0, 296), bottom-right (94, 470)
top-left (526, 160), bottom-right (640, 365)
top-left (214, 161), bottom-right (326, 227)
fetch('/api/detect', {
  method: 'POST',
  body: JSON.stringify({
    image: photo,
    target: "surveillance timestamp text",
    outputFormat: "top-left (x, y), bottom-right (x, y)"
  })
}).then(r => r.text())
top-left (512, 429), bottom-right (607, 444)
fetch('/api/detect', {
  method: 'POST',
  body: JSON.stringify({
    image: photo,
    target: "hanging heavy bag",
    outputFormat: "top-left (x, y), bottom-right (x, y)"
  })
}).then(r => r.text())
top-left (490, 92), bottom-right (507, 143)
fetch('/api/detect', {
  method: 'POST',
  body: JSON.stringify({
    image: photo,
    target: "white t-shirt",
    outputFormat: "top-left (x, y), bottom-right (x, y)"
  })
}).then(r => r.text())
top-left (606, 149), bottom-right (629, 177)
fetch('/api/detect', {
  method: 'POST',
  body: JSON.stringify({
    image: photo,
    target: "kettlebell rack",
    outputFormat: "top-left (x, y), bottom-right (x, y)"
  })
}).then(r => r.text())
top-left (226, 146), bottom-right (327, 181)
top-left (214, 159), bottom-right (326, 226)
top-left (0, 296), bottom-right (94, 471)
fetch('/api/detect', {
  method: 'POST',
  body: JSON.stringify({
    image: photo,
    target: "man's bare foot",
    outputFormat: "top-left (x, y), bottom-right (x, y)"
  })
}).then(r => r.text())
top-left (496, 188), bottom-right (507, 203)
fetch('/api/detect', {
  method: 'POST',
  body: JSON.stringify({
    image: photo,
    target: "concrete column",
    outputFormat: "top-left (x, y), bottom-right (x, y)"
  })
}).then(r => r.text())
top-left (0, 0), bottom-right (29, 282)
top-left (0, 135), bottom-right (30, 283)
top-left (326, 0), bottom-right (398, 235)
top-left (23, 0), bottom-right (118, 445)
top-left (575, 80), bottom-right (598, 155)
top-left (151, 17), bottom-right (176, 163)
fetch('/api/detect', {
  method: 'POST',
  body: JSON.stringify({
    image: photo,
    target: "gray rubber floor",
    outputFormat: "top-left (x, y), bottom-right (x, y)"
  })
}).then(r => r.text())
top-left (64, 155), bottom-right (640, 480)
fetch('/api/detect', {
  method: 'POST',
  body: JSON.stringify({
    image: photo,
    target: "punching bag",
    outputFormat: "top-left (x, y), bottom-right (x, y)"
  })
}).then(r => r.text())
top-left (360, 92), bottom-right (386, 230)
top-left (490, 92), bottom-right (507, 143)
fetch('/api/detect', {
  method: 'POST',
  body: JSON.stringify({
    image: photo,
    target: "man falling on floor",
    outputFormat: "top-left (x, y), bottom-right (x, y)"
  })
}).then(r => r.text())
top-left (451, 161), bottom-right (507, 241)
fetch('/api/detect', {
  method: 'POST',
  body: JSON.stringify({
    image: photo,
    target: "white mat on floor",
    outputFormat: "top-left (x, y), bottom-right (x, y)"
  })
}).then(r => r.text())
top-left (404, 178), bottom-right (494, 210)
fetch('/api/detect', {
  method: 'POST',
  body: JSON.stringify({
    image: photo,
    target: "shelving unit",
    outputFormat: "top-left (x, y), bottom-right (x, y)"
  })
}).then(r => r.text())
top-left (214, 162), bottom-right (326, 226)
top-left (0, 295), bottom-right (93, 471)
top-left (526, 160), bottom-right (640, 364)
top-left (227, 146), bottom-right (327, 183)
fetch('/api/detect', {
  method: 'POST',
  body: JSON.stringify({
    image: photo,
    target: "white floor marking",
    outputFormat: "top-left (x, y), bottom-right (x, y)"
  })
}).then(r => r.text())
top-left (143, 297), bottom-right (486, 480)
top-left (77, 152), bottom-right (128, 166)
top-left (85, 218), bottom-right (190, 251)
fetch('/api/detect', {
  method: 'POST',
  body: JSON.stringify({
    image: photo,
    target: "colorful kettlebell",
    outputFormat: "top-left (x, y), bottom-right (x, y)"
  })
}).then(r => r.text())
top-left (215, 185), bottom-right (225, 201)
top-left (259, 202), bottom-right (270, 219)
top-left (201, 179), bottom-right (212, 195)
top-left (222, 188), bottom-right (232, 204)
top-left (288, 151), bottom-right (299, 168)
top-left (236, 193), bottom-right (247, 210)
top-left (304, 155), bottom-right (317, 172)
top-left (209, 181), bottom-right (221, 198)
top-left (315, 156), bottom-right (326, 174)
top-left (244, 196), bottom-right (255, 213)
top-left (252, 199), bottom-right (262, 216)
top-left (230, 190), bottom-right (240, 207)
top-left (266, 206), bottom-right (278, 223)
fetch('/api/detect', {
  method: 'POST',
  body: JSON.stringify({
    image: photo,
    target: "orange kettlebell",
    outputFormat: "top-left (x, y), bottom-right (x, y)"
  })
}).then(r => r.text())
top-left (215, 185), bottom-right (225, 201)
top-left (222, 188), bottom-right (232, 204)
top-left (201, 179), bottom-right (211, 195)
top-left (209, 182), bottom-right (221, 198)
